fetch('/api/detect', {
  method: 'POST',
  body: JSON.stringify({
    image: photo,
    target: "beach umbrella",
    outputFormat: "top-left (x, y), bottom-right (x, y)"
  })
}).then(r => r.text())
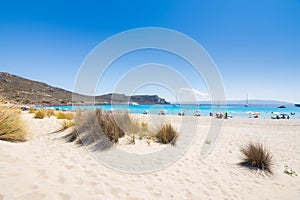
top-left (272, 112), bottom-right (280, 115)
top-left (253, 112), bottom-right (260, 115)
top-left (195, 110), bottom-right (201, 113)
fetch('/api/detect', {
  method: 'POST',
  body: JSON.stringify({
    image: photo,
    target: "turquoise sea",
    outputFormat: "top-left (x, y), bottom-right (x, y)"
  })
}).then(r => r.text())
top-left (38, 104), bottom-right (300, 119)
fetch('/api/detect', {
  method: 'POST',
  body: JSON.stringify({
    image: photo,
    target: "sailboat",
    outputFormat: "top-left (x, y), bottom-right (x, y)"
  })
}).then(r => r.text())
top-left (244, 94), bottom-right (249, 107)
top-left (173, 96), bottom-right (179, 107)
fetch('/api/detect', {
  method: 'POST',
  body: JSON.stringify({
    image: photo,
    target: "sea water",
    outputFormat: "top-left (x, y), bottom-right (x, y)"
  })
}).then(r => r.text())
top-left (38, 104), bottom-right (300, 119)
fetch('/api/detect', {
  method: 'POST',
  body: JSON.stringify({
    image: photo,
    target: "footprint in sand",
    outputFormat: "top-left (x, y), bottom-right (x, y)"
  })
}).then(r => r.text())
top-left (17, 191), bottom-right (45, 200)
top-left (183, 189), bottom-right (192, 196)
top-left (58, 192), bottom-right (71, 200)
top-left (65, 164), bottom-right (74, 170)
top-left (184, 178), bottom-right (195, 185)
top-left (74, 176), bottom-right (84, 185)
top-left (85, 170), bottom-right (97, 178)
top-left (111, 187), bottom-right (122, 198)
top-left (30, 185), bottom-right (39, 190)
top-left (58, 176), bottom-right (65, 184)
top-left (38, 169), bottom-right (47, 179)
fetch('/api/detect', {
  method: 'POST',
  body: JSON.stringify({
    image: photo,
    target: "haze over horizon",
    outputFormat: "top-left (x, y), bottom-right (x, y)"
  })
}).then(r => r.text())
top-left (1, 0), bottom-right (299, 103)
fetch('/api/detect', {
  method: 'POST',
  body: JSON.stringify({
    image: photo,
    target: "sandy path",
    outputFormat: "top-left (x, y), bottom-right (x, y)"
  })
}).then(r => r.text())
top-left (0, 113), bottom-right (299, 199)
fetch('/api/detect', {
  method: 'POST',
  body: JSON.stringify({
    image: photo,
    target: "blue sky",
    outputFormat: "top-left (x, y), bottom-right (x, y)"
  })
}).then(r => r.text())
top-left (1, 0), bottom-right (300, 103)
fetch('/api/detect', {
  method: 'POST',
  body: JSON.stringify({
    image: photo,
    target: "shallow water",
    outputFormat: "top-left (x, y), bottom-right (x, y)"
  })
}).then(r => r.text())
top-left (38, 104), bottom-right (300, 119)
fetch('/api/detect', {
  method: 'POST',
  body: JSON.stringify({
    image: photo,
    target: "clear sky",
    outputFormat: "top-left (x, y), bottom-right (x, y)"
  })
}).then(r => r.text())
top-left (1, 0), bottom-right (299, 103)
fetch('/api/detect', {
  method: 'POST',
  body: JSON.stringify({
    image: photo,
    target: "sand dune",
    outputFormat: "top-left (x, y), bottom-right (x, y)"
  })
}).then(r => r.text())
top-left (0, 112), bottom-right (299, 199)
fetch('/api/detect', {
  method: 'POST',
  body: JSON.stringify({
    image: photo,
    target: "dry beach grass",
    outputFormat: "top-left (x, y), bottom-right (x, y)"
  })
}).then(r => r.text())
top-left (61, 109), bottom-right (178, 148)
top-left (0, 103), bottom-right (27, 142)
top-left (240, 141), bottom-right (273, 173)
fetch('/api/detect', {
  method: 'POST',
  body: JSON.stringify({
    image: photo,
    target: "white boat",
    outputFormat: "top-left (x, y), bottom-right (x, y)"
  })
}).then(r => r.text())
top-left (244, 94), bottom-right (249, 107)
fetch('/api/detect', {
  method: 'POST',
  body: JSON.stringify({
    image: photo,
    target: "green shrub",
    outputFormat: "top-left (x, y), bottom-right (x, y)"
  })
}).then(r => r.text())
top-left (283, 165), bottom-right (297, 177)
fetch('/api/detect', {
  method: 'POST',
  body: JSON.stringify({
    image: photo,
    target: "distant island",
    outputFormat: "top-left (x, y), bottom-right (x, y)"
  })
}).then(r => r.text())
top-left (0, 72), bottom-right (170, 105)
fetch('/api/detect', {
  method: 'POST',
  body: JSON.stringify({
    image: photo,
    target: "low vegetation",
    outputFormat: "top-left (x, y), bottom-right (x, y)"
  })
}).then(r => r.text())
top-left (0, 102), bottom-right (27, 142)
top-left (28, 107), bottom-right (36, 113)
top-left (155, 124), bottom-right (179, 145)
top-left (34, 109), bottom-right (47, 119)
top-left (59, 120), bottom-right (75, 132)
top-left (56, 111), bottom-right (73, 120)
top-left (283, 165), bottom-right (297, 177)
top-left (57, 109), bottom-right (179, 150)
top-left (62, 109), bottom-right (126, 151)
top-left (240, 142), bottom-right (273, 173)
top-left (46, 109), bottom-right (55, 117)
top-left (33, 109), bottom-right (73, 120)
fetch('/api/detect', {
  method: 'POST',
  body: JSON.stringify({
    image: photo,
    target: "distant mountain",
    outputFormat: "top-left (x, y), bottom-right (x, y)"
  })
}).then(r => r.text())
top-left (0, 72), bottom-right (169, 105)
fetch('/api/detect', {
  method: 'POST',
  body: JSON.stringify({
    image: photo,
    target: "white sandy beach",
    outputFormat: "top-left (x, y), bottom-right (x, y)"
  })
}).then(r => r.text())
top-left (0, 112), bottom-right (300, 200)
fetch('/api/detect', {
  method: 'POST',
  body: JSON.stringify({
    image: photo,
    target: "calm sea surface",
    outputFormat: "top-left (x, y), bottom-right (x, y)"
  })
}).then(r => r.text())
top-left (38, 104), bottom-right (300, 119)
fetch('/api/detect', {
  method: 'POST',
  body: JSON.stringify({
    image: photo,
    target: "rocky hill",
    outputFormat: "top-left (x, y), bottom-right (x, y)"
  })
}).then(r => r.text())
top-left (0, 72), bottom-right (169, 105)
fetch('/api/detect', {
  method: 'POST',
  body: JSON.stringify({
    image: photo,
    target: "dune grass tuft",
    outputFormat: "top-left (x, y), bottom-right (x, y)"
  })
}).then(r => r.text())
top-left (28, 107), bottom-right (36, 114)
top-left (57, 109), bottom-right (179, 150)
top-left (59, 120), bottom-right (75, 131)
top-left (34, 109), bottom-right (47, 119)
top-left (0, 103), bottom-right (27, 142)
top-left (155, 124), bottom-right (178, 145)
top-left (95, 109), bottom-right (125, 143)
top-left (61, 109), bottom-right (127, 151)
top-left (240, 142), bottom-right (273, 173)
top-left (56, 111), bottom-right (73, 120)
top-left (46, 109), bottom-right (55, 117)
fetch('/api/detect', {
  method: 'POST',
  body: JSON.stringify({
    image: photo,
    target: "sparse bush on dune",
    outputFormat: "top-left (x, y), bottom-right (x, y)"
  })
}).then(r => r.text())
top-left (28, 107), bottom-right (36, 114)
top-left (95, 109), bottom-right (125, 143)
top-left (33, 109), bottom-right (73, 120)
top-left (33, 109), bottom-right (57, 119)
top-left (240, 142), bottom-right (273, 173)
top-left (59, 109), bottom-right (179, 150)
top-left (34, 109), bottom-right (47, 119)
top-left (56, 111), bottom-right (73, 120)
top-left (46, 109), bottom-right (55, 117)
top-left (59, 120), bottom-right (75, 131)
top-left (128, 121), bottom-right (141, 136)
top-left (0, 103), bottom-right (27, 142)
top-left (155, 124), bottom-right (178, 145)
top-left (62, 109), bottom-right (126, 151)
top-left (141, 122), bottom-right (148, 133)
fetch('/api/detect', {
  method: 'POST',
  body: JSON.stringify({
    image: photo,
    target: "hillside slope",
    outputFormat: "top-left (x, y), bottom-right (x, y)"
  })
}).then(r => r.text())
top-left (0, 72), bottom-right (169, 105)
